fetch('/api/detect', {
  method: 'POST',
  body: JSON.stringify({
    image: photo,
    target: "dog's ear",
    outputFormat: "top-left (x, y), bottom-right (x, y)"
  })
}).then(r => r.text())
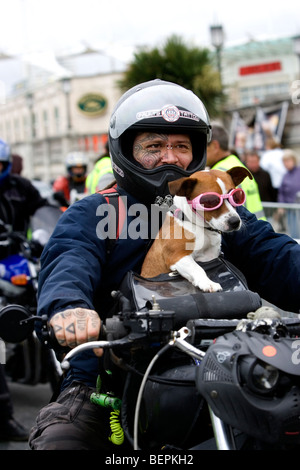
top-left (168, 177), bottom-right (198, 197)
top-left (227, 166), bottom-right (253, 186)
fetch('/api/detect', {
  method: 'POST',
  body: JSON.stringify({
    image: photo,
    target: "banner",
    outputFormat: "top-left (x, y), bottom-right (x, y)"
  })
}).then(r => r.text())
top-left (229, 111), bottom-right (256, 155)
top-left (254, 101), bottom-right (289, 150)
top-left (229, 101), bottom-right (289, 155)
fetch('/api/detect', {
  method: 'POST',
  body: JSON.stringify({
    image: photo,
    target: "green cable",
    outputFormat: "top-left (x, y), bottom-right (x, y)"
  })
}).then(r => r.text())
top-left (90, 375), bottom-right (124, 445)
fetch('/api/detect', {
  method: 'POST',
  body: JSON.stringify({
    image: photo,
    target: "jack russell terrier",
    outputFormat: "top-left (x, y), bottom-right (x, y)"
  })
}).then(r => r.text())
top-left (141, 166), bottom-right (252, 293)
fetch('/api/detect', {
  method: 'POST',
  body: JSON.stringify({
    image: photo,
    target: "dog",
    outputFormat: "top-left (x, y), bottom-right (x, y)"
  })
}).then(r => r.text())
top-left (141, 166), bottom-right (252, 292)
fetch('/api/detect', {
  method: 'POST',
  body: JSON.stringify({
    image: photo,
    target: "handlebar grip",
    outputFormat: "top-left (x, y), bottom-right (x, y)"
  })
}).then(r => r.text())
top-left (285, 321), bottom-right (300, 337)
top-left (45, 320), bottom-right (107, 351)
top-left (46, 324), bottom-right (71, 353)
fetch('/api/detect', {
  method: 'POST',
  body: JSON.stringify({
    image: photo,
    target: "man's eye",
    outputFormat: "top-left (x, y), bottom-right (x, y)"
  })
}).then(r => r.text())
top-left (147, 144), bottom-right (161, 150)
top-left (176, 145), bottom-right (189, 151)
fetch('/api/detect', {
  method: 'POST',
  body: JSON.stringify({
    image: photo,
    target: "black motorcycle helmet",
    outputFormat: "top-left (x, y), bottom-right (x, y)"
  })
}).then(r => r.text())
top-left (109, 79), bottom-right (211, 205)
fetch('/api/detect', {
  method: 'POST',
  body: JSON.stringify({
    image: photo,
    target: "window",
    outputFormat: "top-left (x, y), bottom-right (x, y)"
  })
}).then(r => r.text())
top-left (14, 118), bottom-right (20, 142)
top-left (43, 110), bottom-right (49, 136)
top-left (240, 82), bottom-right (290, 105)
top-left (54, 106), bottom-right (60, 133)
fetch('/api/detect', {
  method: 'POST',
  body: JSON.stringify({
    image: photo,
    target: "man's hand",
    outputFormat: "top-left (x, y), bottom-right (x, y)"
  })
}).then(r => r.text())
top-left (50, 308), bottom-right (102, 355)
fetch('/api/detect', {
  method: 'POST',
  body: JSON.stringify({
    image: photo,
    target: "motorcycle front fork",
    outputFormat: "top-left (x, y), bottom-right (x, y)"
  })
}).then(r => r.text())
top-left (209, 407), bottom-right (237, 450)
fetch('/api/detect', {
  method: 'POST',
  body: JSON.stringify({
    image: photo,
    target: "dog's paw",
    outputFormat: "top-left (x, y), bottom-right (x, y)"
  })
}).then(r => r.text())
top-left (195, 279), bottom-right (223, 293)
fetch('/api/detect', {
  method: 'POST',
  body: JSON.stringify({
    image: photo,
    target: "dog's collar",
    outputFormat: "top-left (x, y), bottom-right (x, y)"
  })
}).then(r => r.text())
top-left (205, 226), bottom-right (222, 234)
top-left (172, 208), bottom-right (221, 234)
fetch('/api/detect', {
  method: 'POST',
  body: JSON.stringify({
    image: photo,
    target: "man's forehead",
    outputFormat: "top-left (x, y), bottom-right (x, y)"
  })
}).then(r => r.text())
top-left (135, 132), bottom-right (191, 141)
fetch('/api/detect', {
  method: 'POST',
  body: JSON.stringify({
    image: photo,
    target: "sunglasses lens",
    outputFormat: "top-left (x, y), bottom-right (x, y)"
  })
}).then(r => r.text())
top-left (232, 189), bottom-right (245, 205)
top-left (200, 194), bottom-right (221, 209)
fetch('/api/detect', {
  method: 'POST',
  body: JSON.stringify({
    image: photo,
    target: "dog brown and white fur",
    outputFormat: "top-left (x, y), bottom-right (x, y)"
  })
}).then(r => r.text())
top-left (141, 166), bottom-right (252, 292)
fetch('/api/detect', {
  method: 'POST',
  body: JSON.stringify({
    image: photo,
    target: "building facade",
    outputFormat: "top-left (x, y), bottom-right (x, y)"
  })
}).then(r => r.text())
top-left (221, 36), bottom-right (300, 154)
top-left (1, 35), bottom-right (300, 181)
top-left (0, 71), bottom-right (123, 181)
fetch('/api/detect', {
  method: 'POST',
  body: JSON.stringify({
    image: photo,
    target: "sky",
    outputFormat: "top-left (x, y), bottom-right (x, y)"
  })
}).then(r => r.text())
top-left (0, 0), bottom-right (300, 61)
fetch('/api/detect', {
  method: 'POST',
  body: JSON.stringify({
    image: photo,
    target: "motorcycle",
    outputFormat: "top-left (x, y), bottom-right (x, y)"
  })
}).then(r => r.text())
top-left (1, 259), bottom-right (300, 450)
top-left (0, 206), bottom-right (63, 389)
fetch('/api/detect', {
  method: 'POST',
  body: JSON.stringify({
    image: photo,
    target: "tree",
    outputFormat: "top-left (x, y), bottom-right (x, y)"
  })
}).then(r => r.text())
top-left (117, 35), bottom-right (225, 117)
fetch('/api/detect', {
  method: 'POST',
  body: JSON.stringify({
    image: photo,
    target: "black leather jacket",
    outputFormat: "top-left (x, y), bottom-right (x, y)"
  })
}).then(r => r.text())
top-left (0, 175), bottom-right (47, 232)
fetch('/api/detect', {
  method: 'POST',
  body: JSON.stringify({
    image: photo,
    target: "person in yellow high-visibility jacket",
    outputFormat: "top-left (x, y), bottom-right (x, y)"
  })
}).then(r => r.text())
top-left (207, 123), bottom-right (265, 220)
top-left (85, 145), bottom-right (114, 195)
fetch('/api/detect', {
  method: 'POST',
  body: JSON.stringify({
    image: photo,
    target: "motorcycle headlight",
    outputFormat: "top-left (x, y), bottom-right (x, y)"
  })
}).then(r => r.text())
top-left (239, 356), bottom-right (280, 394)
top-left (196, 331), bottom-right (300, 445)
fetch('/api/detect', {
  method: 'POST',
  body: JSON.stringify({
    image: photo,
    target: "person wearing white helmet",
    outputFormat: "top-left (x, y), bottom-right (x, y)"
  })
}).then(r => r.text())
top-left (52, 152), bottom-right (89, 206)
top-left (29, 81), bottom-right (300, 450)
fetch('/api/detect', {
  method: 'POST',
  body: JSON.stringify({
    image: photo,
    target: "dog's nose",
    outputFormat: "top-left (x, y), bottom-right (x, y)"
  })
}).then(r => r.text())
top-left (228, 216), bottom-right (241, 230)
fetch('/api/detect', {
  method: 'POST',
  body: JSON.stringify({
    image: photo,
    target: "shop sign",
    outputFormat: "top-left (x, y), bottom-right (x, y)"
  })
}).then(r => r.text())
top-left (239, 62), bottom-right (282, 76)
top-left (77, 93), bottom-right (107, 117)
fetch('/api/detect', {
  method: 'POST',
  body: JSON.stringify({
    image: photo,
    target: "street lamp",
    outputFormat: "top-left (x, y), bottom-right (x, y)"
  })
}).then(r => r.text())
top-left (292, 35), bottom-right (300, 78)
top-left (210, 24), bottom-right (224, 80)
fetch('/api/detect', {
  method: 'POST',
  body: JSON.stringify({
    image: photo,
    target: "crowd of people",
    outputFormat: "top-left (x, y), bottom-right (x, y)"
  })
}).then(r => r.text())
top-left (206, 122), bottom-right (300, 238)
top-left (246, 140), bottom-right (300, 238)
top-left (1, 79), bottom-right (300, 449)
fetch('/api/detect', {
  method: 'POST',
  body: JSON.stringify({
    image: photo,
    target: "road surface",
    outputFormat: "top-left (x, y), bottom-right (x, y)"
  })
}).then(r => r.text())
top-left (0, 380), bottom-right (52, 450)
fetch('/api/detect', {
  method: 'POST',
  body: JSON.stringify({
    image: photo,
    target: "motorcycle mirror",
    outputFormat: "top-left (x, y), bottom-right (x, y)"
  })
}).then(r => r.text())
top-left (0, 304), bottom-right (34, 343)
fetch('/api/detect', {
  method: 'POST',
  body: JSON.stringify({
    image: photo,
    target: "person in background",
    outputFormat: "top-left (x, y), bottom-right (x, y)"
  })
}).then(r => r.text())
top-left (206, 123), bottom-right (265, 219)
top-left (11, 154), bottom-right (23, 175)
top-left (260, 137), bottom-right (286, 200)
top-left (85, 142), bottom-right (114, 194)
top-left (0, 140), bottom-right (48, 233)
top-left (278, 149), bottom-right (300, 239)
top-left (0, 138), bottom-right (48, 441)
top-left (244, 150), bottom-right (277, 202)
top-left (52, 152), bottom-right (88, 206)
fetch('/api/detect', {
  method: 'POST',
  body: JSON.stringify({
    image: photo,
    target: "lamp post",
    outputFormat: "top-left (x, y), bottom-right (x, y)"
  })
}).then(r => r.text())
top-left (293, 35), bottom-right (300, 78)
top-left (210, 24), bottom-right (224, 82)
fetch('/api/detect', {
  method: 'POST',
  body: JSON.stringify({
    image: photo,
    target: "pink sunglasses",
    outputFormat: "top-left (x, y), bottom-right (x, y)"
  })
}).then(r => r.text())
top-left (188, 188), bottom-right (246, 211)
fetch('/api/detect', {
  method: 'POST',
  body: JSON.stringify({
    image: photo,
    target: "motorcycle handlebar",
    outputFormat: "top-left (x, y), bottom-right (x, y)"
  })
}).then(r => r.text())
top-left (6, 290), bottom-right (300, 364)
top-left (59, 312), bottom-right (300, 371)
top-left (60, 326), bottom-right (204, 371)
top-left (56, 311), bottom-right (300, 371)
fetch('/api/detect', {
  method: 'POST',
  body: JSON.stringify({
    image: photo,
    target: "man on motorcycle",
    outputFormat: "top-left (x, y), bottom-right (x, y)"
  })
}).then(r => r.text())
top-left (0, 138), bottom-right (48, 441)
top-left (29, 80), bottom-right (300, 450)
top-left (0, 140), bottom-right (48, 233)
top-left (52, 152), bottom-right (88, 206)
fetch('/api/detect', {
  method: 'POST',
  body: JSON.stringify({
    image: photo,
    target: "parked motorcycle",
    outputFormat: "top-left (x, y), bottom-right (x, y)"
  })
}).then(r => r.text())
top-left (0, 206), bottom-right (62, 389)
top-left (1, 259), bottom-right (300, 450)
